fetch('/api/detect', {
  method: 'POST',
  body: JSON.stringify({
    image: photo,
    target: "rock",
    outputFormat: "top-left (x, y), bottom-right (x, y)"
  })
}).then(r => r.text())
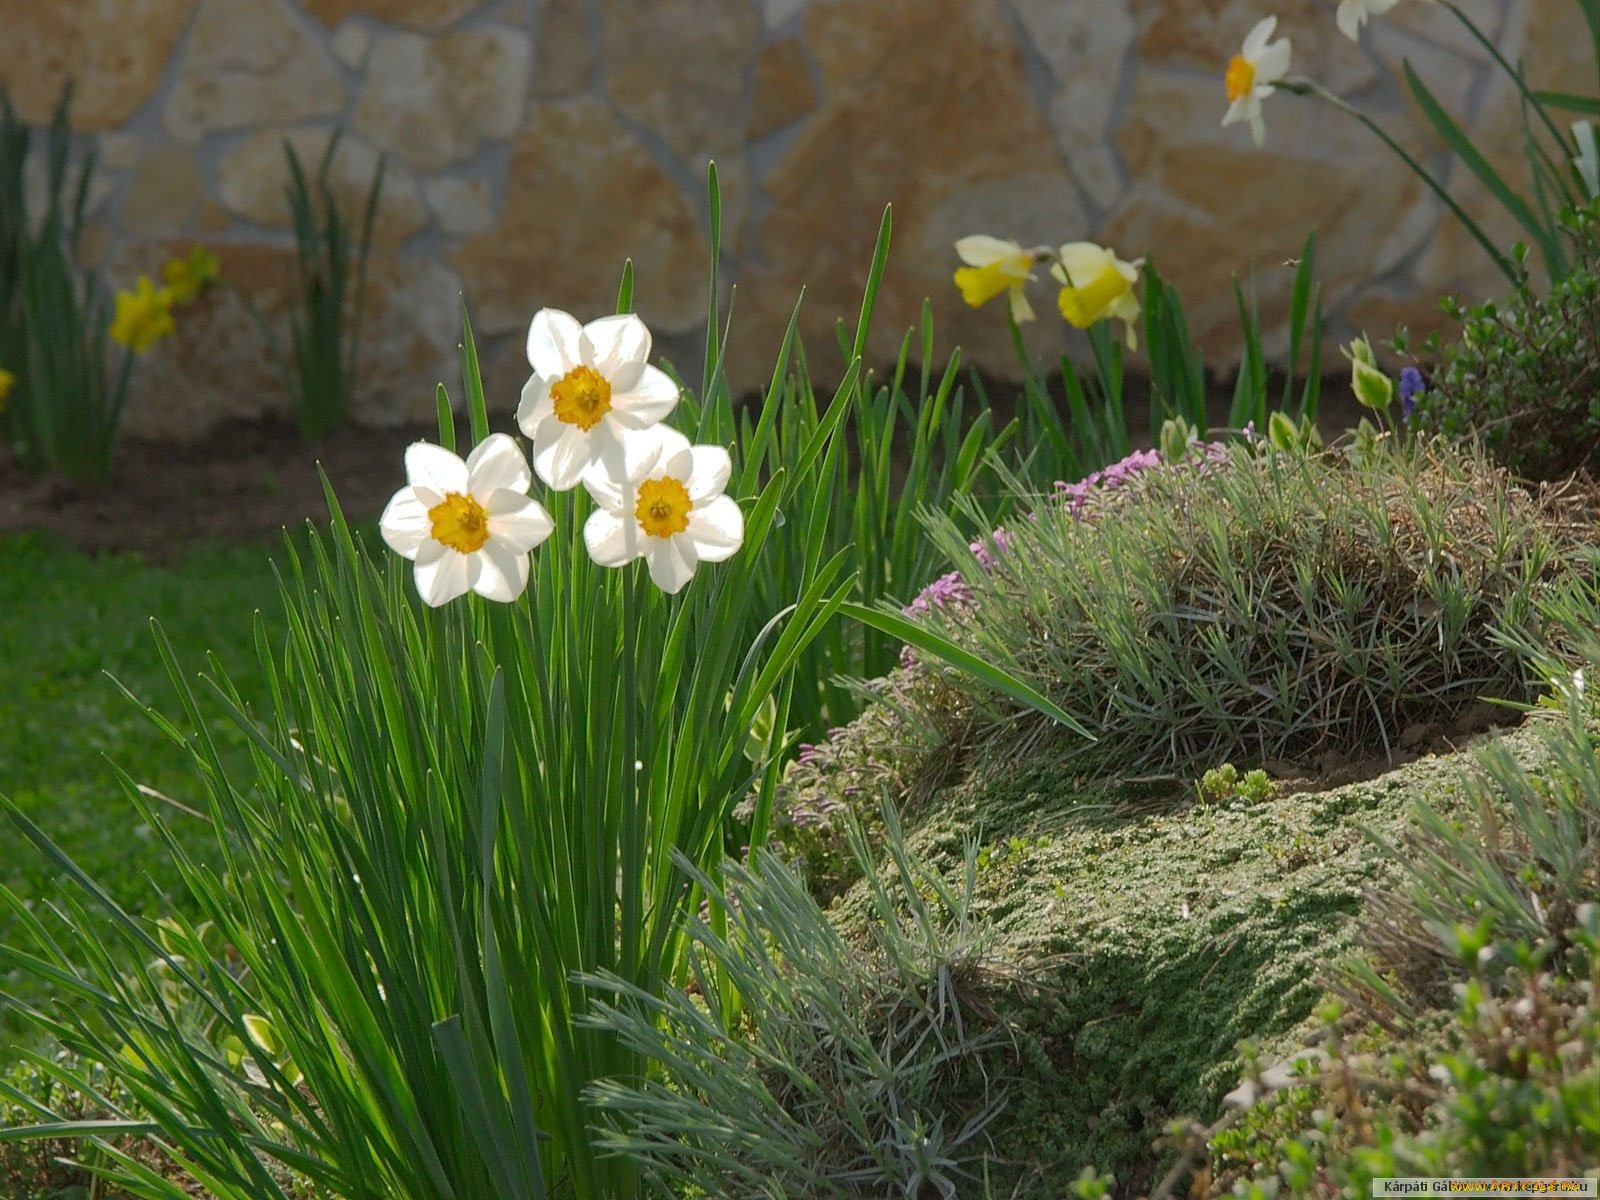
top-left (450, 97), bottom-right (707, 341)
top-left (761, 0), bottom-right (807, 30)
top-left (1131, 0), bottom-right (1377, 95)
top-left (302, 0), bottom-right (489, 31)
top-left (531, 0), bottom-right (594, 98)
top-left (746, 36), bottom-right (819, 142)
top-left (118, 242), bottom-right (298, 440)
top-left (0, 0), bottom-right (196, 129)
top-left (600, 0), bottom-right (761, 163)
top-left (164, 0), bottom-right (345, 144)
top-left (216, 128), bottom-right (426, 249)
top-left (121, 147), bottom-right (206, 236)
top-left (98, 133), bottom-right (143, 172)
top-left (353, 26), bottom-right (532, 171)
top-left (117, 239), bottom-right (461, 439)
top-left (331, 19), bottom-right (373, 68)
top-left (1104, 68), bottom-right (1435, 359)
top-left (733, 0), bottom-right (1079, 395)
top-left (423, 177), bottom-right (496, 237)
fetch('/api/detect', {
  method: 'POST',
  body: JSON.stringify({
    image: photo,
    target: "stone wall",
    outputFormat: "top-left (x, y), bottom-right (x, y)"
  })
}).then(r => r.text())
top-left (0, 0), bottom-right (1588, 440)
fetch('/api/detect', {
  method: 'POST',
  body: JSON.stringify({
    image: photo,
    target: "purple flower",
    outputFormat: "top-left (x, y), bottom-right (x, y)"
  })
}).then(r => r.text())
top-left (901, 569), bottom-right (970, 618)
top-left (1398, 367), bottom-right (1424, 419)
top-left (968, 526), bottom-right (1012, 570)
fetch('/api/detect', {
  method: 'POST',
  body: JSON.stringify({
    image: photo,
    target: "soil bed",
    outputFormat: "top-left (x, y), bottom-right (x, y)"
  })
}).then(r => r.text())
top-left (0, 418), bottom-right (442, 559)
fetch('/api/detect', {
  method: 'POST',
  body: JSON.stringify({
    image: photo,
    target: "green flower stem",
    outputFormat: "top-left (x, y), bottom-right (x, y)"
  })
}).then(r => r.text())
top-left (1279, 76), bottom-right (1522, 285)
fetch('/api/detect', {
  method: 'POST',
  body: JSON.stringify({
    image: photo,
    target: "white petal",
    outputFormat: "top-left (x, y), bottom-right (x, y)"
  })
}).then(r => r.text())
top-left (582, 313), bottom-right (652, 392)
top-left (1055, 242), bottom-right (1111, 287)
top-left (609, 363), bottom-right (681, 430)
top-left (415, 548), bottom-right (471, 607)
top-left (516, 374), bottom-right (556, 439)
top-left (379, 488), bottom-right (431, 561)
top-left (1007, 284), bottom-right (1035, 324)
top-left (584, 509), bottom-right (638, 566)
top-left (954, 235), bottom-right (1022, 266)
top-left (404, 442), bottom-right (468, 498)
top-left (1254, 38), bottom-right (1291, 83)
top-left (532, 422), bottom-right (597, 492)
top-left (657, 442), bottom-right (695, 486)
top-left (526, 309), bottom-right (585, 378)
top-left (686, 494), bottom-right (744, 561)
top-left (1336, 0), bottom-right (1364, 40)
top-left (485, 492), bottom-right (554, 553)
top-left (472, 540), bottom-right (530, 603)
top-left (1250, 109), bottom-right (1267, 147)
top-left (644, 537), bottom-right (697, 594)
top-left (466, 433), bottom-right (532, 499)
top-left (685, 445), bottom-right (732, 501)
top-left (1242, 15), bottom-right (1277, 57)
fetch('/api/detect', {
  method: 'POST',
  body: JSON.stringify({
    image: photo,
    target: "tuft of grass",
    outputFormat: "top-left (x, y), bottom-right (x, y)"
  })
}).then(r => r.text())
top-left (583, 802), bottom-right (1014, 1200)
top-left (0, 532), bottom-right (280, 1057)
top-left (903, 438), bottom-right (1592, 780)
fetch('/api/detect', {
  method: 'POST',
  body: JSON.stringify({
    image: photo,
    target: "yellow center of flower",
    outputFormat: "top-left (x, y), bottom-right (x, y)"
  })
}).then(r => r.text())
top-left (549, 365), bottom-right (613, 432)
top-left (635, 475), bottom-right (692, 538)
top-left (1057, 262), bottom-right (1131, 328)
top-left (1225, 54), bottom-right (1256, 103)
top-left (428, 492), bottom-right (490, 554)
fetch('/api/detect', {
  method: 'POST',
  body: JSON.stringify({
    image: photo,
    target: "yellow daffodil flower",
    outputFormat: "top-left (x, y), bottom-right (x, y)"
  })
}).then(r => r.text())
top-left (163, 245), bottom-right (221, 304)
top-left (953, 236), bottom-right (1038, 323)
top-left (380, 434), bottom-right (554, 606)
top-left (1050, 242), bottom-right (1143, 350)
top-left (109, 276), bottom-right (177, 353)
top-left (0, 368), bottom-right (14, 415)
top-left (1222, 16), bottom-right (1291, 147)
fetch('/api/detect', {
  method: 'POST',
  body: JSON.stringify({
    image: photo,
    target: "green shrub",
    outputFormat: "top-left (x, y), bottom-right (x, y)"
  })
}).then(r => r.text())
top-left (1407, 250), bottom-right (1600, 481)
top-left (583, 804), bottom-right (1014, 1200)
top-left (903, 439), bottom-right (1589, 779)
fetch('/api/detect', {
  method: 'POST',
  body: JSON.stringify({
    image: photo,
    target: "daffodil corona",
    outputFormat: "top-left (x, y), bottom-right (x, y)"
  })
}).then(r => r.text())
top-left (1222, 16), bottom-right (1291, 147)
top-left (380, 435), bottom-right (554, 606)
top-left (109, 276), bottom-right (177, 354)
top-left (1051, 243), bottom-right (1143, 350)
top-left (517, 308), bottom-right (682, 491)
top-left (582, 425), bottom-right (744, 594)
top-left (953, 236), bottom-right (1038, 323)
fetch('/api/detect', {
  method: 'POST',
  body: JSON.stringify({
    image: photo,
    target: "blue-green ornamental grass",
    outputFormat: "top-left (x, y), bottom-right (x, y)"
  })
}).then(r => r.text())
top-left (0, 170), bottom-right (1072, 1198)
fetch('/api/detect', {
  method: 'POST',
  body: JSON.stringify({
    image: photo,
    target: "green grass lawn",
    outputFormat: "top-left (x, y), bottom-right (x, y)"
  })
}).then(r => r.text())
top-left (0, 531), bottom-right (297, 1056)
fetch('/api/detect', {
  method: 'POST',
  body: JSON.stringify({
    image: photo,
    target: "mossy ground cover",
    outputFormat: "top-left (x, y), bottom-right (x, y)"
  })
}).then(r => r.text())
top-left (846, 718), bottom-right (1560, 1194)
top-left (0, 531), bottom-right (292, 1055)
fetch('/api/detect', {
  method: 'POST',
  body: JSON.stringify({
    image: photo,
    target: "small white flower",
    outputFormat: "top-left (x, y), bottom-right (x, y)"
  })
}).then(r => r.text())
top-left (1336, 0), bottom-right (1410, 41)
top-left (517, 308), bottom-right (681, 492)
top-left (581, 425), bottom-right (744, 594)
top-left (1222, 16), bottom-right (1292, 147)
top-left (380, 434), bottom-right (554, 607)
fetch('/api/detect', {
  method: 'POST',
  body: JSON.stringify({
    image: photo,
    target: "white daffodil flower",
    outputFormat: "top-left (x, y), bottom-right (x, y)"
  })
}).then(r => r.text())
top-left (516, 308), bottom-right (682, 492)
top-left (1336, 0), bottom-right (1409, 41)
top-left (581, 425), bottom-right (744, 595)
top-left (1222, 16), bottom-right (1292, 147)
top-left (380, 434), bottom-right (554, 607)
top-left (1050, 242), bottom-right (1143, 350)
top-left (953, 236), bottom-right (1038, 323)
